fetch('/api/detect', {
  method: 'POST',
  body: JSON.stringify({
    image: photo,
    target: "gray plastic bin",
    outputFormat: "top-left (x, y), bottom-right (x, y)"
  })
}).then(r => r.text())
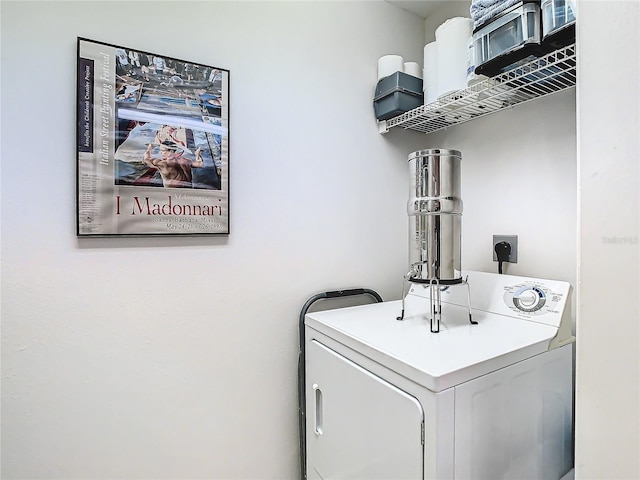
top-left (374, 71), bottom-right (423, 120)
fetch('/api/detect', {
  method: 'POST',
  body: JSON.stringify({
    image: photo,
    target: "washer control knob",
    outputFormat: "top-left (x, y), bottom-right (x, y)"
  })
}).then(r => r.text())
top-left (518, 290), bottom-right (538, 307)
top-left (513, 286), bottom-right (546, 312)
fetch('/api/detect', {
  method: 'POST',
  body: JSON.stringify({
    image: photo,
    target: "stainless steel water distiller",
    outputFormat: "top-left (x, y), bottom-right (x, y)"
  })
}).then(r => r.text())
top-left (407, 148), bottom-right (463, 284)
top-left (397, 148), bottom-right (475, 332)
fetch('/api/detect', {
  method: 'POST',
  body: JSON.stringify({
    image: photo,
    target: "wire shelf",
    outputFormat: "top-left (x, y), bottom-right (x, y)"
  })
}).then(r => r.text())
top-left (379, 43), bottom-right (576, 135)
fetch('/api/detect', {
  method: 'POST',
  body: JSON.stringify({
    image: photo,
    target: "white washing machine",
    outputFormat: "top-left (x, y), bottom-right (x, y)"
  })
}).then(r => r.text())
top-left (304, 271), bottom-right (575, 480)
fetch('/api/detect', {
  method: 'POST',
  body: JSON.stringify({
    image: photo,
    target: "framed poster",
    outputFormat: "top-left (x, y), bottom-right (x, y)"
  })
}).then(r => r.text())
top-left (76, 38), bottom-right (229, 236)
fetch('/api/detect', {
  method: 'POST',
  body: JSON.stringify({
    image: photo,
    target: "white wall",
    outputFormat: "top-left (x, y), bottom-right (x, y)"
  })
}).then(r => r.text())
top-left (0, 2), bottom-right (427, 478)
top-left (575, 1), bottom-right (640, 478)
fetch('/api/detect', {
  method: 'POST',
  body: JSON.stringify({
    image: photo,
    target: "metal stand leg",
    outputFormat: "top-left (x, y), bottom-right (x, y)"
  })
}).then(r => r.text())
top-left (465, 276), bottom-right (477, 325)
top-left (429, 278), bottom-right (442, 333)
top-left (396, 276), bottom-right (409, 321)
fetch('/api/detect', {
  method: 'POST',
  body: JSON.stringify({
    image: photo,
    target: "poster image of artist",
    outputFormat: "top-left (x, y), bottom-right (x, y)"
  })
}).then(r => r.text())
top-left (114, 121), bottom-right (222, 190)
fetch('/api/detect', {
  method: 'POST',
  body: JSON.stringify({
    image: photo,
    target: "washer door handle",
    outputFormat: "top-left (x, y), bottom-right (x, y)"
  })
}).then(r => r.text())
top-left (313, 383), bottom-right (323, 436)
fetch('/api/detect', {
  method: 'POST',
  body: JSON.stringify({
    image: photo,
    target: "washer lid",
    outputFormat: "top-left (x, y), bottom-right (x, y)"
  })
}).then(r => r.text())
top-left (305, 299), bottom-right (559, 392)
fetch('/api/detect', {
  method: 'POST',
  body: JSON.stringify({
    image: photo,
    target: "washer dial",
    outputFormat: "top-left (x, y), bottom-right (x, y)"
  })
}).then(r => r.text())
top-left (513, 286), bottom-right (546, 312)
top-left (502, 280), bottom-right (566, 320)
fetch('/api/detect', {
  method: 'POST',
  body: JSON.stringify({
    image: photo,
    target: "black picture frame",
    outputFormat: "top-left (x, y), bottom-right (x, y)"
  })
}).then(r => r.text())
top-left (76, 38), bottom-right (229, 236)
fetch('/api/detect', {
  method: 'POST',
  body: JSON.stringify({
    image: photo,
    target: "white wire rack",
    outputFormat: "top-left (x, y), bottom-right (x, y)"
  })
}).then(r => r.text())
top-left (378, 43), bottom-right (576, 135)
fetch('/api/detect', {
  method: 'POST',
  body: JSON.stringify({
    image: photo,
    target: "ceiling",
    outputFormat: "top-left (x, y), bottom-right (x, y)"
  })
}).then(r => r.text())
top-left (385, 0), bottom-right (449, 19)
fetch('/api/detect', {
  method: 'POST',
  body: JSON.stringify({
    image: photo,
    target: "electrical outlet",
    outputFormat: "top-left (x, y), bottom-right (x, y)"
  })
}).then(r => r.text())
top-left (493, 235), bottom-right (518, 263)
